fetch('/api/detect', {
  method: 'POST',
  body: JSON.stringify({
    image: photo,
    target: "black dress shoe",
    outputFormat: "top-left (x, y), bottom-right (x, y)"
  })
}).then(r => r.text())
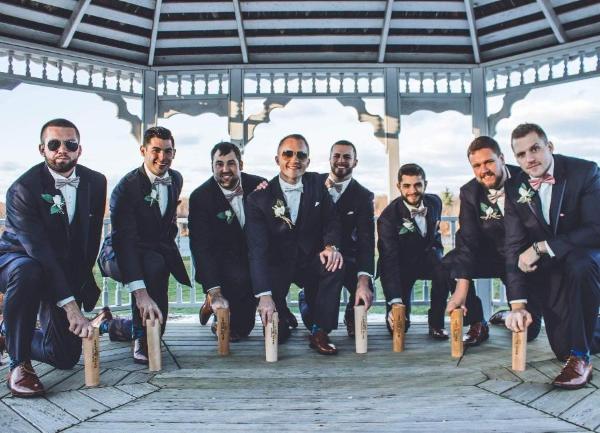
top-left (278, 324), bottom-right (291, 344)
top-left (344, 310), bottom-right (355, 337)
top-left (428, 326), bottom-right (449, 340)
top-left (463, 322), bottom-right (489, 347)
top-left (133, 338), bottom-right (149, 365)
top-left (489, 309), bottom-right (509, 325)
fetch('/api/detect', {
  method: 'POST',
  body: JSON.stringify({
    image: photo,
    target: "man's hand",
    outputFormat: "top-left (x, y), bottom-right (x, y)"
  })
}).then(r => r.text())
top-left (319, 245), bottom-right (343, 272)
top-left (255, 180), bottom-right (268, 191)
top-left (354, 276), bottom-right (373, 310)
top-left (446, 297), bottom-right (468, 316)
top-left (505, 307), bottom-right (532, 333)
top-left (446, 278), bottom-right (469, 316)
top-left (63, 301), bottom-right (94, 339)
top-left (257, 295), bottom-right (276, 325)
top-left (134, 288), bottom-right (163, 325)
top-left (209, 288), bottom-right (229, 310)
top-left (518, 244), bottom-right (541, 273)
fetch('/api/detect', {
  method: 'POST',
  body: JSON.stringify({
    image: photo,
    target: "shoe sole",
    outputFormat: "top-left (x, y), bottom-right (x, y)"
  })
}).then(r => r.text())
top-left (552, 371), bottom-right (593, 390)
top-left (6, 380), bottom-right (45, 398)
top-left (308, 342), bottom-right (338, 355)
top-left (463, 334), bottom-right (490, 347)
top-left (133, 358), bottom-right (149, 365)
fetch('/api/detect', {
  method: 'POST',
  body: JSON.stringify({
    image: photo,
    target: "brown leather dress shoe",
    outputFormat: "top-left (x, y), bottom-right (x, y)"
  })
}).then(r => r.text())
top-left (552, 356), bottom-right (593, 390)
top-left (90, 306), bottom-right (113, 328)
top-left (344, 314), bottom-right (355, 338)
top-left (0, 335), bottom-right (5, 365)
top-left (309, 330), bottom-right (338, 355)
top-left (7, 362), bottom-right (45, 397)
top-left (463, 322), bottom-right (489, 347)
top-left (428, 327), bottom-right (449, 340)
top-left (133, 338), bottom-right (149, 365)
top-left (489, 309), bottom-right (509, 325)
top-left (199, 296), bottom-right (213, 326)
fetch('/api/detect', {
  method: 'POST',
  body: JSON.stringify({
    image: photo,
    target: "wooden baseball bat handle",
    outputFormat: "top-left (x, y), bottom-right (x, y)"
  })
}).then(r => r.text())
top-left (512, 329), bottom-right (527, 371)
top-left (392, 304), bottom-right (405, 352)
top-left (354, 305), bottom-right (368, 354)
top-left (216, 308), bottom-right (230, 356)
top-left (450, 309), bottom-right (464, 359)
top-left (82, 328), bottom-right (100, 387)
top-left (146, 319), bottom-right (162, 372)
top-left (265, 311), bottom-right (278, 362)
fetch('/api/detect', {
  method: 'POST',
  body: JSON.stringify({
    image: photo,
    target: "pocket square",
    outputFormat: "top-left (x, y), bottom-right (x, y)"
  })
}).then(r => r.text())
top-left (315, 201), bottom-right (320, 207)
top-left (347, 211), bottom-right (354, 215)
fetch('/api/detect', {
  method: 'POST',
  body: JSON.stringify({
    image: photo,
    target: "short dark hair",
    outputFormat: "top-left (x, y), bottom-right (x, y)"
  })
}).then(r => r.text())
top-left (211, 141), bottom-right (242, 163)
top-left (467, 136), bottom-right (502, 158)
top-left (511, 123), bottom-right (548, 145)
top-left (40, 118), bottom-right (80, 143)
top-left (143, 126), bottom-right (175, 147)
top-left (330, 140), bottom-right (357, 158)
top-left (278, 133), bottom-right (310, 155)
top-left (398, 163), bottom-right (426, 182)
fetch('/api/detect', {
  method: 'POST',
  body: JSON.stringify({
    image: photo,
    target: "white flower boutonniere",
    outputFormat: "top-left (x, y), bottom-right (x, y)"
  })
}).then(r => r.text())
top-left (41, 193), bottom-right (65, 215)
top-left (517, 183), bottom-right (535, 204)
top-left (217, 209), bottom-right (234, 224)
top-left (144, 188), bottom-right (159, 207)
top-left (480, 203), bottom-right (501, 221)
top-left (272, 199), bottom-right (293, 229)
top-left (398, 218), bottom-right (416, 235)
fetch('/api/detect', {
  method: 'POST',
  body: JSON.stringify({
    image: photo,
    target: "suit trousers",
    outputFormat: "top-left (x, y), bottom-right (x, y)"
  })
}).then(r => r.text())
top-left (0, 256), bottom-right (82, 369)
top-left (220, 277), bottom-right (258, 337)
top-left (342, 260), bottom-right (374, 320)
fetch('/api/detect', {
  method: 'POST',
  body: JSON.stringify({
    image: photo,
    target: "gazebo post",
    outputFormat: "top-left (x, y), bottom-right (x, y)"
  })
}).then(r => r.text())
top-left (142, 70), bottom-right (159, 141)
top-left (228, 68), bottom-right (245, 150)
top-left (384, 67), bottom-right (401, 202)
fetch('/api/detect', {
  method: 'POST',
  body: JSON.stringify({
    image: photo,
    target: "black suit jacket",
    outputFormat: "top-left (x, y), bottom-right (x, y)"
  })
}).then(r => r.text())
top-left (377, 194), bottom-right (444, 300)
top-left (320, 174), bottom-right (375, 276)
top-left (0, 163), bottom-right (106, 311)
top-left (445, 165), bottom-right (520, 279)
top-left (245, 172), bottom-right (341, 295)
top-left (188, 172), bottom-right (265, 294)
top-left (504, 154), bottom-right (600, 301)
top-left (103, 165), bottom-right (190, 286)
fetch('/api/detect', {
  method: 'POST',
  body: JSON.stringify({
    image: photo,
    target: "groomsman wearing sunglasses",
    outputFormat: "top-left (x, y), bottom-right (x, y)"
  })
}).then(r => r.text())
top-left (0, 119), bottom-right (107, 397)
top-left (98, 126), bottom-right (190, 364)
top-left (378, 163), bottom-right (451, 339)
top-left (246, 134), bottom-right (344, 354)
top-left (189, 142), bottom-right (266, 341)
top-left (504, 123), bottom-right (600, 389)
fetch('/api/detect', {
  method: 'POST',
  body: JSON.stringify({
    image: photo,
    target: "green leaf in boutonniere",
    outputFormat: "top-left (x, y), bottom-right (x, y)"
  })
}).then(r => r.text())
top-left (517, 183), bottom-right (535, 204)
top-left (144, 188), bottom-right (159, 207)
top-left (272, 199), bottom-right (293, 229)
top-left (480, 202), bottom-right (501, 221)
top-left (41, 193), bottom-right (65, 215)
top-left (398, 218), bottom-right (416, 235)
top-left (217, 209), bottom-right (234, 224)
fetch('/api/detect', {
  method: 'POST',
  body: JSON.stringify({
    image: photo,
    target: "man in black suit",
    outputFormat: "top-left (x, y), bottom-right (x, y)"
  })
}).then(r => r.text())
top-left (378, 163), bottom-right (451, 339)
top-left (189, 142), bottom-right (265, 341)
top-left (299, 140), bottom-right (374, 337)
top-left (504, 123), bottom-right (600, 389)
top-left (98, 126), bottom-right (190, 364)
top-left (0, 119), bottom-right (107, 397)
top-left (246, 134), bottom-right (344, 355)
top-left (444, 136), bottom-right (541, 346)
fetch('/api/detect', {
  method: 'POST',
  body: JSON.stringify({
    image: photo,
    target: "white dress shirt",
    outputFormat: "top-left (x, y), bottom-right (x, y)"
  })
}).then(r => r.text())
top-left (326, 176), bottom-right (351, 204)
top-left (403, 201), bottom-right (427, 237)
top-left (279, 176), bottom-right (303, 224)
top-left (219, 178), bottom-right (244, 228)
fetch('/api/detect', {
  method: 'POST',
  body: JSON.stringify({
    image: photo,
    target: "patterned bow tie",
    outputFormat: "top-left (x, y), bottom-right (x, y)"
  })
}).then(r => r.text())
top-left (410, 207), bottom-right (427, 218)
top-left (224, 184), bottom-right (243, 202)
top-left (282, 183), bottom-right (304, 193)
top-left (528, 174), bottom-right (555, 191)
top-left (55, 176), bottom-right (80, 189)
top-left (153, 176), bottom-right (172, 187)
top-left (487, 189), bottom-right (505, 204)
top-left (325, 178), bottom-right (344, 193)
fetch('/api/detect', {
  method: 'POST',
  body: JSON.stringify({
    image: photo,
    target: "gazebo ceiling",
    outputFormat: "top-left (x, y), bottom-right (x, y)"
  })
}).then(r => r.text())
top-left (0, 0), bottom-right (599, 67)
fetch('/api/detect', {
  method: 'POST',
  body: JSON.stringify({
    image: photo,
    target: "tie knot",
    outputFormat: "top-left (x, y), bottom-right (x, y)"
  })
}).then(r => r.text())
top-left (528, 174), bottom-right (555, 191)
top-left (487, 189), bottom-right (505, 204)
top-left (153, 176), bottom-right (172, 187)
top-left (410, 207), bottom-right (427, 218)
top-left (283, 184), bottom-right (303, 193)
top-left (55, 176), bottom-right (80, 189)
top-left (325, 178), bottom-right (343, 193)
top-left (224, 184), bottom-right (243, 202)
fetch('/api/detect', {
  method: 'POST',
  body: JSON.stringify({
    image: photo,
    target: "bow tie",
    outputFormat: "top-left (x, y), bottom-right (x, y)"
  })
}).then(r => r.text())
top-left (528, 174), bottom-right (555, 191)
top-left (55, 177), bottom-right (80, 189)
top-left (282, 183), bottom-right (304, 193)
top-left (153, 177), bottom-right (172, 187)
top-left (224, 184), bottom-right (243, 202)
top-left (487, 189), bottom-right (505, 204)
top-left (410, 207), bottom-right (427, 218)
top-left (325, 178), bottom-right (344, 193)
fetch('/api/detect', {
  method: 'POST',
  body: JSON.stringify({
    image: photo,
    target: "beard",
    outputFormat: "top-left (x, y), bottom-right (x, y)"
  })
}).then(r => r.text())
top-left (46, 156), bottom-right (77, 174)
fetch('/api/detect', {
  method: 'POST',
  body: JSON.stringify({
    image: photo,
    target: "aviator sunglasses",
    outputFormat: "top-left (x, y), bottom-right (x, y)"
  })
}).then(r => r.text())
top-left (281, 149), bottom-right (308, 161)
top-left (45, 139), bottom-right (80, 152)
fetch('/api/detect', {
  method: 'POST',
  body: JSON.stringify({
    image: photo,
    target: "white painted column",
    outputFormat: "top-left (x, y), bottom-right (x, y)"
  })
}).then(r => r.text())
top-left (142, 70), bottom-right (158, 140)
top-left (384, 67), bottom-right (401, 201)
top-left (228, 68), bottom-right (244, 148)
top-left (470, 67), bottom-right (489, 137)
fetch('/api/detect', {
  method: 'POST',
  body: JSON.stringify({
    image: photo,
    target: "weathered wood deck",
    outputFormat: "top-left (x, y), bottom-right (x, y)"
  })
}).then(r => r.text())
top-left (1, 321), bottom-right (599, 432)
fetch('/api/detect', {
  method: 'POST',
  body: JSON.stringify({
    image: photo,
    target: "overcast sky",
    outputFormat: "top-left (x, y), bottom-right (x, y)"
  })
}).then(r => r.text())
top-left (1, 76), bottom-right (599, 201)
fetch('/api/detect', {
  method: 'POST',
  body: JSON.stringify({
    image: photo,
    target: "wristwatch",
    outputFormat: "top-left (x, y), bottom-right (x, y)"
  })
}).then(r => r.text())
top-left (326, 244), bottom-right (339, 253)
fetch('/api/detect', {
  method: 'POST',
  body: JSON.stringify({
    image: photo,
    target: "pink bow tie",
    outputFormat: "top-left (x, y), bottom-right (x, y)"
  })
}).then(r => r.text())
top-left (528, 174), bottom-right (555, 191)
top-left (224, 184), bottom-right (243, 202)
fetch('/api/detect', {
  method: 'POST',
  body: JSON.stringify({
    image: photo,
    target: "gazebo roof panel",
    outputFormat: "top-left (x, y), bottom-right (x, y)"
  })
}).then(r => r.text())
top-left (559, 2), bottom-right (600, 24)
top-left (69, 37), bottom-right (148, 62)
top-left (479, 17), bottom-right (552, 44)
top-left (85, 3), bottom-right (153, 29)
top-left (481, 32), bottom-right (557, 60)
top-left (76, 22), bottom-right (150, 47)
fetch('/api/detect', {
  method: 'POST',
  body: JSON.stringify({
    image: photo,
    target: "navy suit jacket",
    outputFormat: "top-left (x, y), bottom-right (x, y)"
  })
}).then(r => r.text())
top-left (245, 172), bottom-right (341, 295)
top-left (504, 154), bottom-right (600, 301)
top-left (445, 164), bottom-right (520, 279)
top-left (188, 172), bottom-right (265, 295)
top-left (103, 165), bottom-right (190, 286)
top-left (320, 174), bottom-right (375, 276)
top-left (377, 194), bottom-right (443, 300)
top-left (0, 163), bottom-right (106, 311)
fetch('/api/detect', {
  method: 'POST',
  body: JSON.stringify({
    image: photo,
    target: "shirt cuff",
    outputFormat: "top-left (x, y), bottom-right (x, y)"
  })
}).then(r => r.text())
top-left (388, 297), bottom-right (403, 305)
top-left (255, 291), bottom-right (272, 298)
top-left (510, 299), bottom-right (528, 304)
top-left (57, 296), bottom-right (76, 308)
top-left (126, 280), bottom-right (146, 293)
top-left (544, 241), bottom-right (555, 258)
top-left (207, 286), bottom-right (221, 294)
top-left (357, 272), bottom-right (373, 278)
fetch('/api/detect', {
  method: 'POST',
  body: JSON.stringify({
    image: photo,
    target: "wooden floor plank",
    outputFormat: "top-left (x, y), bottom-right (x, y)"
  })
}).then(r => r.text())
top-left (559, 389), bottom-right (600, 431)
top-left (45, 390), bottom-right (110, 421)
top-left (3, 395), bottom-right (79, 432)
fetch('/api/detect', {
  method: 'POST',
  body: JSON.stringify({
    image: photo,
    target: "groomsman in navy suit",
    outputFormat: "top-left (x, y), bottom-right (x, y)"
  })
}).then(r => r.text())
top-left (0, 119), bottom-right (107, 397)
top-left (299, 140), bottom-right (374, 337)
top-left (377, 164), bottom-right (451, 339)
top-left (504, 123), bottom-right (600, 389)
top-left (246, 134), bottom-right (344, 354)
top-left (444, 136), bottom-right (541, 346)
top-left (99, 126), bottom-right (190, 364)
top-left (189, 142), bottom-right (265, 341)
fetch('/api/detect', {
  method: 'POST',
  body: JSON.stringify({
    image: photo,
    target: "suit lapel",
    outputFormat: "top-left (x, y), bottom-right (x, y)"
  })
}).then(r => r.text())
top-left (549, 157), bottom-right (567, 234)
top-left (138, 166), bottom-right (162, 224)
top-left (76, 172), bottom-right (91, 253)
top-left (424, 196), bottom-right (436, 240)
top-left (516, 171), bottom-right (548, 229)
top-left (398, 199), bottom-right (422, 237)
top-left (41, 165), bottom-right (69, 236)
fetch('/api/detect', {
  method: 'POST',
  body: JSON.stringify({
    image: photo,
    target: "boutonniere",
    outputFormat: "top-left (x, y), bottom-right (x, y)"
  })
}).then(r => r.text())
top-left (272, 199), bottom-right (293, 229)
top-left (41, 194), bottom-right (65, 215)
top-left (480, 203), bottom-right (501, 220)
top-left (217, 209), bottom-right (234, 224)
top-left (144, 188), bottom-right (159, 207)
top-left (517, 183), bottom-right (535, 204)
top-left (398, 218), bottom-right (416, 235)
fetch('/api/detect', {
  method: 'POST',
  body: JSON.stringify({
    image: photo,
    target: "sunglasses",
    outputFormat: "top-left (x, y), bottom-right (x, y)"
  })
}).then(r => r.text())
top-left (46, 139), bottom-right (79, 152)
top-left (281, 150), bottom-right (308, 161)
